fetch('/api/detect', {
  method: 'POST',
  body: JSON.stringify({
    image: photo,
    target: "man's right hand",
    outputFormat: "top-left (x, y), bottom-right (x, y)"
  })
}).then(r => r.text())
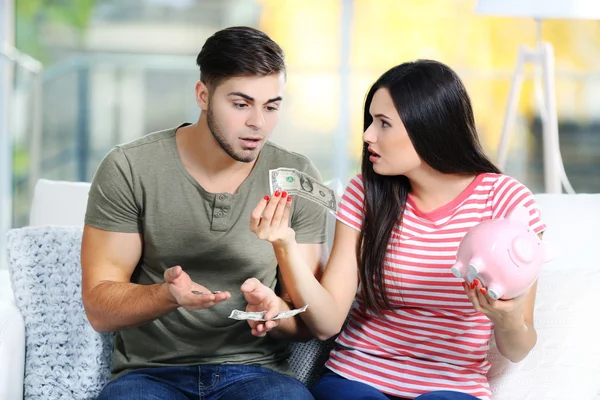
top-left (164, 265), bottom-right (231, 311)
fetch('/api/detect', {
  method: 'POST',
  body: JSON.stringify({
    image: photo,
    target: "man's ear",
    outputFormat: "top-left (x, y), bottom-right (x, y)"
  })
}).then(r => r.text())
top-left (195, 81), bottom-right (210, 111)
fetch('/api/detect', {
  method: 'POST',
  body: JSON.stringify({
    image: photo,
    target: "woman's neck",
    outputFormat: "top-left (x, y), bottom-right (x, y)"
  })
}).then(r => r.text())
top-left (407, 167), bottom-right (479, 213)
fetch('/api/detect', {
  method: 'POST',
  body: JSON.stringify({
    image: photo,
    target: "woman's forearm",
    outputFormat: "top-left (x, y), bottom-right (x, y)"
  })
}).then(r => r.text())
top-left (273, 240), bottom-right (348, 340)
top-left (493, 317), bottom-right (537, 362)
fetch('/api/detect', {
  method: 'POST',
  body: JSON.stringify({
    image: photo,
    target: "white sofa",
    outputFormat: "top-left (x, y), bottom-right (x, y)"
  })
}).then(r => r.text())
top-left (0, 179), bottom-right (92, 400)
top-left (1, 179), bottom-right (599, 399)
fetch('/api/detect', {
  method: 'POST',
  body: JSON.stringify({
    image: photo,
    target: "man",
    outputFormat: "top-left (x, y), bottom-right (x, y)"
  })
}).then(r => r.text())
top-left (81, 26), bottom-right (327, 400)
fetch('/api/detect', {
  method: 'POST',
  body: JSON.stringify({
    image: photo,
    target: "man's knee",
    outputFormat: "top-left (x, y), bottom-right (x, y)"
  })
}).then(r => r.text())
top-left (97, 370), bottom-right (187, 400)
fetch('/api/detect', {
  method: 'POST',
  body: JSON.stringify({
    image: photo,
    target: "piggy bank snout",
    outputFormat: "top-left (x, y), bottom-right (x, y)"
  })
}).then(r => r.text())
top-left (511, 235), bottom-right (535, 264)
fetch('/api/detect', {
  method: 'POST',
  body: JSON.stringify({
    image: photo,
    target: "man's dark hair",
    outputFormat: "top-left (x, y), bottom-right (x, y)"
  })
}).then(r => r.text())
top-left (196, 26), bottom-right (286, 90)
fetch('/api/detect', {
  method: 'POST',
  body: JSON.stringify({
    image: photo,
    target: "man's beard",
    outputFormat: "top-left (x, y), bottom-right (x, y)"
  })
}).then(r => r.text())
top-left (207, 104), bottom-right (257, 163)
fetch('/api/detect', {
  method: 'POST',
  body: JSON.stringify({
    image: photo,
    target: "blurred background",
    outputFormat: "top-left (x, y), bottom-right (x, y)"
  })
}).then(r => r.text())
top-left (1, 0), bottom-right (599, 231)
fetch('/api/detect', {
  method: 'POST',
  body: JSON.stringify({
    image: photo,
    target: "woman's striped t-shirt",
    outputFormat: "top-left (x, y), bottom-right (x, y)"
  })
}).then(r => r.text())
top-left (326, 173), bottom-right (547, 400)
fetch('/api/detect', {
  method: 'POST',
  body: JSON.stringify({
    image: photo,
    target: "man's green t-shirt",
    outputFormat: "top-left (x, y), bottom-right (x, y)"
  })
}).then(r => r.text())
top-left (84, 124), bottom-right (328, 378)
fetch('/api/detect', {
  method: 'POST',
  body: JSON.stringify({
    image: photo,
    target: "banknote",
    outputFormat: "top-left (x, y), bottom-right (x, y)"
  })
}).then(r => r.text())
top-left (191, 290), bottom-right (223, 295)
top-left (269, 168), bottom-right (337, 212)
top-left (228, 304), bottom-right (309, 321)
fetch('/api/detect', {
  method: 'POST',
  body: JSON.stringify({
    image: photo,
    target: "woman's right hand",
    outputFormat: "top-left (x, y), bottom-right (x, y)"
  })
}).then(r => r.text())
top-left (250, 190), bottom-right (295, 246)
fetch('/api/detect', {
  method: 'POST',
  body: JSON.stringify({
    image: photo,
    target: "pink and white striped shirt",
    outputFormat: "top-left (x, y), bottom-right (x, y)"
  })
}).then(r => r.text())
top-left (326, 173), bottom-right (546, 400)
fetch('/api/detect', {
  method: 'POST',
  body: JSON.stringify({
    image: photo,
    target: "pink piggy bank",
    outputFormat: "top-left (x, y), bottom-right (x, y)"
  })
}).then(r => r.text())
top-left (450, 205), bottom-right (555, 300)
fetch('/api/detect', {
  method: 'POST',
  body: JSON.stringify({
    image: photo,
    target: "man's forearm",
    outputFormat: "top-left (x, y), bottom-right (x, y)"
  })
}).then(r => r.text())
top-left (84, 281), bottom-right (179, 332)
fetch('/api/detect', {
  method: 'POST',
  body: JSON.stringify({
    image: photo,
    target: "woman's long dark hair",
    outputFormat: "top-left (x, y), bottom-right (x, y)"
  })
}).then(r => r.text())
top-left (358, 60), bottom-right (501, 313)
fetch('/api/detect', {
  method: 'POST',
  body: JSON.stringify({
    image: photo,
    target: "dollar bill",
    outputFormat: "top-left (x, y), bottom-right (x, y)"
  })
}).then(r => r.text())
top-left (191, 290), bottom-right (222, 295)
top-left (269, 168), bottom-right (338, 212)
top-left (228, 305), bottom-right (309, 321)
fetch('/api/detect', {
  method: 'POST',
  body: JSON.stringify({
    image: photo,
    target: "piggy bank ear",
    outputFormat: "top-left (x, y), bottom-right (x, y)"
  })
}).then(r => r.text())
top-left (542, 240), bottom-right (557, 263)
top-left (506, 205), bottom-right (530, 225)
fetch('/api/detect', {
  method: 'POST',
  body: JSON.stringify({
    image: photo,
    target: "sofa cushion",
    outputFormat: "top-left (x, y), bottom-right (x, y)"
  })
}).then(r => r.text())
top-left (487, 267), bottom-right (600, 399)
top-left (29, 179), bottom-right (91, 227)
top-left (0, 269), bottom-right (14, 304)
top-left (0, 301), bottom-right (25, 400)
top-left (6, 226), bottom-right (114, 400)
top-left (289, 338), bottom-right (335, 389)
top-left (534, 193), bottom-right (599, 271)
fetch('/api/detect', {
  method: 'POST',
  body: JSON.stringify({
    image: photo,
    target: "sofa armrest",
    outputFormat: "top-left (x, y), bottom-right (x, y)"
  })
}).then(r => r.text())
top-left (0, 301), bottom-right (25, 400)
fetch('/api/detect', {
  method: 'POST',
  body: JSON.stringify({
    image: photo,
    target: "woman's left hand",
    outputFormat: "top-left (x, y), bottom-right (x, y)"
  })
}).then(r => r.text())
top-left (463, 279), bottom-right (528, 330)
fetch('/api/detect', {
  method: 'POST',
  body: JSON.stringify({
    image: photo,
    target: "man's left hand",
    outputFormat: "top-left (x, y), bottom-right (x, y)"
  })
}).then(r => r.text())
top-left (241, 278), bottom-right (281, 337)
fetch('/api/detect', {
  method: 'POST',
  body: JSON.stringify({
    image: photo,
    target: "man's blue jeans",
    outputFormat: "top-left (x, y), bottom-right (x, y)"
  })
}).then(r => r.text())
top-left (97, 364), bottom-right (314, 400)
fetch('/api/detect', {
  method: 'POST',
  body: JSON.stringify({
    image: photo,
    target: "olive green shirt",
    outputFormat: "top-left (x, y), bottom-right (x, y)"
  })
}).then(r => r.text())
top-left (84, 124), bottom-right (328, 378)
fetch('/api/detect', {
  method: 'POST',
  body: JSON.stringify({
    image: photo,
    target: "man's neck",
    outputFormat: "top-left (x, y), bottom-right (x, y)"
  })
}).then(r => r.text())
top-left (176, 122), bottom-right (258, 193)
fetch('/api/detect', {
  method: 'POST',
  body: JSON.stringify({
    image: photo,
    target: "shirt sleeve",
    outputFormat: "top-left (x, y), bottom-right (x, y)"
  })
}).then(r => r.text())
top-left (84, 147), bottom-right (142, 233)
top-left (334, 174), bottom-right (365, 232)
top-left (290, 159), bottom-right (328, 244)
top-left (491, 175), bottom-right (547, 234)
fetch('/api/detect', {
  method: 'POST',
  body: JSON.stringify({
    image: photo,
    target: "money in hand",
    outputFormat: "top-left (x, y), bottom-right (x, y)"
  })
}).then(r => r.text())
top-left (192, 290), bottom-right (222, 295)
top-left (269, 168), bottom-right (337, 212)
top-left (228, 305), bottom-right (309, 321)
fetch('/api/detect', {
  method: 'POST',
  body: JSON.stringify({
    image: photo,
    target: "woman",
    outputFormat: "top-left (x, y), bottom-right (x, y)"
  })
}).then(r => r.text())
top-left (249, 60), bottom-right (546, 400)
